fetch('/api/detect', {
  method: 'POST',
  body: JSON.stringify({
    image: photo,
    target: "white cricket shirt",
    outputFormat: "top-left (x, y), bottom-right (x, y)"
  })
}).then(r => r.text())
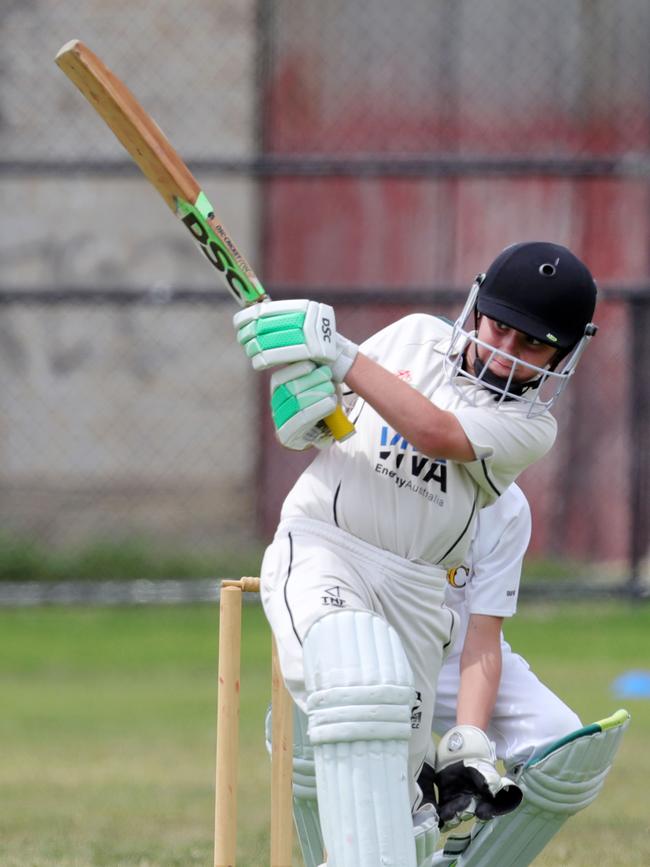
top-left (281, 314), bottom-right (556, 568)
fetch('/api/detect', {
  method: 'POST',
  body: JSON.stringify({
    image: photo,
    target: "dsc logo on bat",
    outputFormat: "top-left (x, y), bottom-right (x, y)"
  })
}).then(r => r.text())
top-left (178, 195), bottom-right (263, 307)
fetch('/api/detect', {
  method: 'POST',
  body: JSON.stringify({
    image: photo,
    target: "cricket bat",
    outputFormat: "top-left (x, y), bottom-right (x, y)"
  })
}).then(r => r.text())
top-left (55, 39), bottom-right (354, 442)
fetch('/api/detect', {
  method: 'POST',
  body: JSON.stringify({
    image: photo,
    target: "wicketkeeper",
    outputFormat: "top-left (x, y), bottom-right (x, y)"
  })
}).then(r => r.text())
top-left (234, 241), bottom-right (599, 866)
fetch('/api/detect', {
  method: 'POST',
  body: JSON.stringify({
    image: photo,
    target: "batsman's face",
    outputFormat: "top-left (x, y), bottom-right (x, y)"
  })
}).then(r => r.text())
top-left (475, 316), bottom-right (558, 382)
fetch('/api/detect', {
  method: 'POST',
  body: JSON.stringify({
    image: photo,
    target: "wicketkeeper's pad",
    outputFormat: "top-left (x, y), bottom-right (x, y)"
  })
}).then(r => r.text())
top-left (431, 708), bottom-right (630, 867)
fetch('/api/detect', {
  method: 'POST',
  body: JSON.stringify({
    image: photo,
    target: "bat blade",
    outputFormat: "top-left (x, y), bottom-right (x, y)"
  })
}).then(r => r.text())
top-left (56, 39), bottom-right (198, 214)
top-left (55, 40), bottom-right (355, 441)
top-left (55, 39), bottom-right (264, 308)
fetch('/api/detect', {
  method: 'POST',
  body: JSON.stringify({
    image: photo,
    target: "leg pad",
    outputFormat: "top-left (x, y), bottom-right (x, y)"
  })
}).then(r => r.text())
top-left (303, 610), bottom-right (418, 867)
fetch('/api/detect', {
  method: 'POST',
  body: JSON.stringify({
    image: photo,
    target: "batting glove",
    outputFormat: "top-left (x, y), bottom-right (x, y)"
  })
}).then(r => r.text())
top-left (270, 361), bottom-right (339, 450)
top-left (233, 299), bottom-right (358, 382)
top-left (434, 725), bottom-right (523, 830)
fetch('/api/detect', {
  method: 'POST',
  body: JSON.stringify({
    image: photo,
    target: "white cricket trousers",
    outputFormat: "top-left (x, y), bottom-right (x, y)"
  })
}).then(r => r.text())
top-left (260, 516), bottom-right (457, 808)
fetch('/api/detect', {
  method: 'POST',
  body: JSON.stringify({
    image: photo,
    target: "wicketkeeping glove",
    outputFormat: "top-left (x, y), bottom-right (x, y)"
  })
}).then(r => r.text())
top-left (233, 299), bottom-right (358, 382)
top-left (270, 361), bottom-right (339, 450)
top-left (433, 725), bottom-right (523, 830)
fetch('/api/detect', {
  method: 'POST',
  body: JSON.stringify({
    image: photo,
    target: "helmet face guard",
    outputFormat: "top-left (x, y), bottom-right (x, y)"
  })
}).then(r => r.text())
top-left (444, 280), bottom-right (597, 416)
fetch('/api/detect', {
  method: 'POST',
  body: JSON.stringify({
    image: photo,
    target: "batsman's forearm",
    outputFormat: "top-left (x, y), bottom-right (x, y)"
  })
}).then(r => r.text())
top-left (456, 615), bottom-right (503, 730)
top-left (344, 353), bottom-right (475, 461)
top-left (456, 658), bottom-right (501, 731)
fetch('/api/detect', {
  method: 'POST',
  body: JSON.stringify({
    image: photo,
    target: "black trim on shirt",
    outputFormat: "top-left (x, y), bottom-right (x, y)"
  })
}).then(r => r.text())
top-left (283, 532), bottom-right (302, 647)
top-left (481, 459), bottom-right (501, 497)
top-left (332, 482), bottom-right (342, 527)
top-left (442, 605), bottom-right (456, 652)
top-left (350, 398), bottom-right (366, 425)
top-left (438, 493), bottom-right (478, 564)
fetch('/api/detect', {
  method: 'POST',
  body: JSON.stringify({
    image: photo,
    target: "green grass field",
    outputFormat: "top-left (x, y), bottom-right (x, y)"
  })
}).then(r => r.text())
top-left (1, 600), bottom-right (648, 866)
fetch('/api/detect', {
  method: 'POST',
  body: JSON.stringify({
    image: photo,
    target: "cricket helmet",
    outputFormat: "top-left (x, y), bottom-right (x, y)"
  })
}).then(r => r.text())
top-left (444, 242), bottom-right (598, 415)
top-left (476, 242), bottom-right (597, 351)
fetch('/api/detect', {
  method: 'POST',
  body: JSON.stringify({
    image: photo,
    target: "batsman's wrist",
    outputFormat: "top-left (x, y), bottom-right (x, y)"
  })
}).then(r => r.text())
top-left (330, 334), bottom-right (359, 382)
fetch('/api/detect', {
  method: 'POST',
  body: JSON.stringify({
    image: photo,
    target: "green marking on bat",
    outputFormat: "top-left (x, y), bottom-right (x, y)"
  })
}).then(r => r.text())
top-left (176, 191), bottom-right (265, 306)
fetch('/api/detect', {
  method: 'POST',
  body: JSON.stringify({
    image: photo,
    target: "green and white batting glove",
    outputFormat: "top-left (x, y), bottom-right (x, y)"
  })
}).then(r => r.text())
top-left (234, 299), bottom-right (358, 382)
top-left (270, 361), bottom-right (339, 450)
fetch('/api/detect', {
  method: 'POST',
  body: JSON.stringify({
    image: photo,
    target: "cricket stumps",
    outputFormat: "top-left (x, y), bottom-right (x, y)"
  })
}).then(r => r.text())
top-left (214, 577), bottom-right (294, 867)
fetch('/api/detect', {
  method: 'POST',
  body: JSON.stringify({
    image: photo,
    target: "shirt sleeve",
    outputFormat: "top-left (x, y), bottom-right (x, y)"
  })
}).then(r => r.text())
top-left (465, 484), bottom-right (531, 617)
top-left (359, 313), bottom-right (448, 359)
top-left (347, 314), bottom-right (446, 413)
top-left (452, 403), bottom-right (557, 504)
top-left (359, 315), bottom-right (418, 359)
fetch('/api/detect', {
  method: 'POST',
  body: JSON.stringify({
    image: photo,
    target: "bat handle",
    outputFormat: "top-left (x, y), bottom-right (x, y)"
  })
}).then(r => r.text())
top-left (324, 405), bottom-right (356, 441)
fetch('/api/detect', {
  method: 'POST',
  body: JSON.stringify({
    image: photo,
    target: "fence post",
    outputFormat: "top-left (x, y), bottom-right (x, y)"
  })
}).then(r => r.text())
top-left (629, 294), bottom-right (650, 595)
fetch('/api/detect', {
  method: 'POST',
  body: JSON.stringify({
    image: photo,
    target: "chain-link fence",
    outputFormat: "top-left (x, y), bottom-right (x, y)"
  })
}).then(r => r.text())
top-left (1, 1), bottom-right (648, 590)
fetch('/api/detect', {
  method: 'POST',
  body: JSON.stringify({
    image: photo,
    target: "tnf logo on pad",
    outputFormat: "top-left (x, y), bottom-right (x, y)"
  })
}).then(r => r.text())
top-left (321, 586), bottom-right (346, 608)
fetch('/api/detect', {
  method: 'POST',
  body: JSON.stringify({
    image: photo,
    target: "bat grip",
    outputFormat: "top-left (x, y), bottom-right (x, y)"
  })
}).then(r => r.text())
top-left (324, 405), bottom-right (356, 441)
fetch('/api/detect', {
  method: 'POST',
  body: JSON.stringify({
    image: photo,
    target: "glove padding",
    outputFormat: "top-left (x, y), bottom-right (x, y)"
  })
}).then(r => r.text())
top-left (270, 361), bottom-right (338, 450)
top-left (234, 299), bottom-right (358, 382)
top-left (434, 725), bottom-right (523, 830)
